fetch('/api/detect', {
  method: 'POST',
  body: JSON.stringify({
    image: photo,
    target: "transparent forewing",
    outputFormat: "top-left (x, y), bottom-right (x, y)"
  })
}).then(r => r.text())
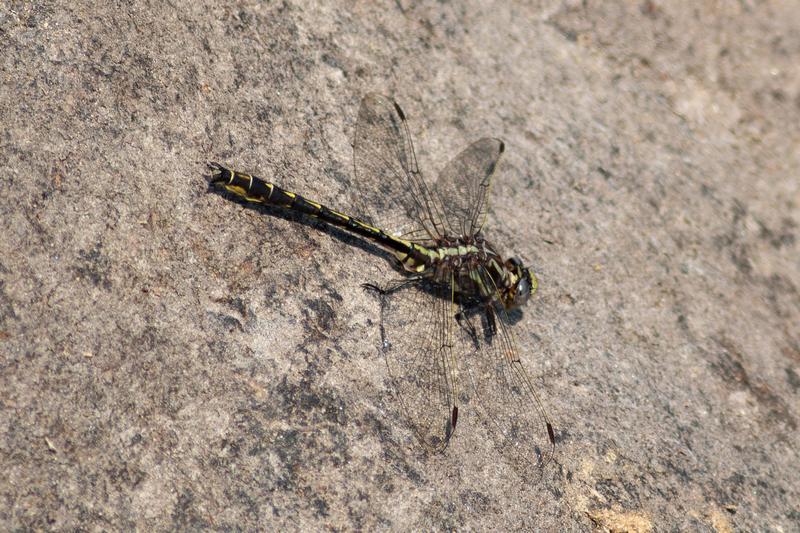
top-left (352, 94), bottom-right (446, 242)
top-left (459, 266), bottom-right (555, 476)
top-left (432, 138), bottom-right (505, 238)
top-left (377, 276), bottom-right (459, 451)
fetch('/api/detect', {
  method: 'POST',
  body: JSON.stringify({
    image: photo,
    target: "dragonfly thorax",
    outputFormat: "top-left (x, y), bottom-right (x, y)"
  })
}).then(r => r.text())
top-left (406, 238), bottom-right (538, 310)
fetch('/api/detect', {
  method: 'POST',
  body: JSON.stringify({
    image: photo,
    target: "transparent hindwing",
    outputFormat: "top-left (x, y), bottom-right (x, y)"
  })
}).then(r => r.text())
top-left (352, 95), bottom-right (505, 244)
top-left (375, 275), bottom-right (460, 451)
top-left (352, 93), bottom-right (446, 242)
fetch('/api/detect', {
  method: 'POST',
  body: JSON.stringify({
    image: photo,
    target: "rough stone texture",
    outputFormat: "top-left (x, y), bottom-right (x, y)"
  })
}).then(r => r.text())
top-left (2, 1), bottom-right (798, 531)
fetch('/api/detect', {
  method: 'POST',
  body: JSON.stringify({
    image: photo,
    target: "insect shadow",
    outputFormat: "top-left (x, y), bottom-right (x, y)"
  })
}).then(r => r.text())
top-left (205, 173), bottom-right (400, 271)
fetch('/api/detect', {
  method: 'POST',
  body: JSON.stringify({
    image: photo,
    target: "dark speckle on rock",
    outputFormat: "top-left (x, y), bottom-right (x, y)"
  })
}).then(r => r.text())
top-left (302, 297), bottom-right (336, 331)
top-left (74, 244), bottom-right (112, 290)
top-left (312, 497), bottom-right (330, 518)
top-left (786, 367), bottom-right (800, 391)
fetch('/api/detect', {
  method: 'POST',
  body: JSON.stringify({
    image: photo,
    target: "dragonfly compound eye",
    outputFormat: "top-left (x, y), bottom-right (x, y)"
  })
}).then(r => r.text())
top-left (513, 276), bottom-right (531, 307)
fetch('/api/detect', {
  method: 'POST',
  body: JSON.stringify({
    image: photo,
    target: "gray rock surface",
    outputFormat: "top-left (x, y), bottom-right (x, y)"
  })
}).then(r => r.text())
top-left (2, 1), bottom-right (798, 530)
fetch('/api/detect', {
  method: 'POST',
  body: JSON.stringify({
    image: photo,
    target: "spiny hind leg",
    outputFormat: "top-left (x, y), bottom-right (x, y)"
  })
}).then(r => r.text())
top-left (454, 308), bottom-right (480, 351)
top-left (361, 276), bottom-right (425, 354)
top-left (361, 275), bottom-right (424, 297)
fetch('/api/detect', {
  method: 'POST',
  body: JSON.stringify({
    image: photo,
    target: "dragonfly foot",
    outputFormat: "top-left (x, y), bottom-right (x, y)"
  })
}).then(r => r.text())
top-left (361, 282), bottom-right (385, 295)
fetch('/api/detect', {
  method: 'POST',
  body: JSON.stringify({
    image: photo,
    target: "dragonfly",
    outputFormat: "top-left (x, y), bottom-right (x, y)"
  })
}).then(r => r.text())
top-left (208, 93), bottom-right (555, 469)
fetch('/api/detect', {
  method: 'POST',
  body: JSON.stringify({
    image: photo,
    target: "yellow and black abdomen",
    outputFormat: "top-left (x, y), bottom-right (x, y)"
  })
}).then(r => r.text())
top-left (208, 162), bottom-right (431, 270)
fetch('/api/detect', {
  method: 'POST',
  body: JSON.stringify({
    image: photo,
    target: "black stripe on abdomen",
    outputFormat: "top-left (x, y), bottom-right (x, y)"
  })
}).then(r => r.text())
top-left (211, 164), bottom-right (424, 261)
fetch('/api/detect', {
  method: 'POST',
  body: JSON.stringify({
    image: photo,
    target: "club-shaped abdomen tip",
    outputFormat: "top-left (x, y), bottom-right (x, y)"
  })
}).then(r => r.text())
top-left (208, 162), bottom-right (229, 185)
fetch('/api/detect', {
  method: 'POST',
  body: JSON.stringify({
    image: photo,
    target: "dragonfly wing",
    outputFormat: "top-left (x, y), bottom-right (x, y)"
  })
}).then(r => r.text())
top-left (458, 266), bottom-right (555, 477)
top-left (431, 137), bottom-right (505, 238)
top-left (352, 94), bottom-right (447, 242)
top-left (375, 276), bottom-right (460, 451)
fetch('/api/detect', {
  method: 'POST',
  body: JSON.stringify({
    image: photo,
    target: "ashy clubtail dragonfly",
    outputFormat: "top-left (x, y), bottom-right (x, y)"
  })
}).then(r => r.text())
top-left (209, 93), bottom-right (555, 467)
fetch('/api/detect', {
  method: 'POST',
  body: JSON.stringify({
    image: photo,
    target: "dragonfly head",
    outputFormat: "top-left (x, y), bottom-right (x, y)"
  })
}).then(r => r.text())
top-left (503, 257), bottom-right (538, 309)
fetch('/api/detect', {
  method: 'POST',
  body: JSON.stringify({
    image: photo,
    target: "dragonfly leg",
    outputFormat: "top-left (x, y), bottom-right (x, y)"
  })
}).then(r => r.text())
top-left (454, 309), bottom-right (480, 350)
top-left (361, 276), bottom-right (424, 296)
